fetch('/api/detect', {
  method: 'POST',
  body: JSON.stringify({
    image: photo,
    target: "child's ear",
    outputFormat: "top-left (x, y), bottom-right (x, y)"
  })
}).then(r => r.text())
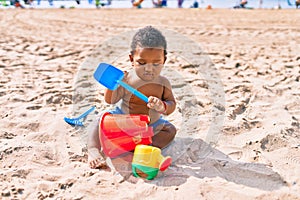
top-left (129, 54), bottom-right (134, 63)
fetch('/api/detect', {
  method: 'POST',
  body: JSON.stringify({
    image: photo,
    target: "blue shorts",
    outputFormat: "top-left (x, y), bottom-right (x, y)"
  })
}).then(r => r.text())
top-left (108, 107), bottom-right (171, 135)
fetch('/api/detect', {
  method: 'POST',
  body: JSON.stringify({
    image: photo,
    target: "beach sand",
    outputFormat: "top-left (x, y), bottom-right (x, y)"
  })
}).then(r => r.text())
top-left (0, 8), bottom-right (300, 199)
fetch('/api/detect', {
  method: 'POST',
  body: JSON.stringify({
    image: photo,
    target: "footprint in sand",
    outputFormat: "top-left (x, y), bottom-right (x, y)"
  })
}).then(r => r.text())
top-left (35, 179), bottom-right (76, 199)
top-left (284, 154), bottom-right (300, 165)
top-left (58, 180), bottom-right (74, 190)
top-left (1, 185), bottom-right (24, 198)
top-left (19, 122), bottom-right (39, 132)
top-left (260, 134), bottom-right (288, 152)
top-left (222, 118), bottom-right (262, 135)
top-left (68, 152), bottom-right (87, 163)
top-left (26, 105), bottom-right (42, 110)
top-left (0, 132), bottom-right (16, 139)
top-left (285, 102), bottom-right (300, 116)
top-left (274, 146), bottom-right (300, 167)
top-left (1, 146), bottom-right (26, 157)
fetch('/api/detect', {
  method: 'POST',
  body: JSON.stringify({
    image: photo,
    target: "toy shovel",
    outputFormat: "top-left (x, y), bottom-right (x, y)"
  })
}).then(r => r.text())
top-left (93, 63), bottom-right (149, 103)
top-left (64, 106), bottom-right (96, 126)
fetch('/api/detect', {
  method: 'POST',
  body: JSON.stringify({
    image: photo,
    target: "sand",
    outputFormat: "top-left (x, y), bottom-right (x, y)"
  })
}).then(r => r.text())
top-left (0, 8), bottom-right (300, 199)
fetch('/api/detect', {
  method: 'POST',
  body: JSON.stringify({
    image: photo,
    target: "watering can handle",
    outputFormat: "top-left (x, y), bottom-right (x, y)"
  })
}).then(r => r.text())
top-left (118, 81), bottom-right (149, 103)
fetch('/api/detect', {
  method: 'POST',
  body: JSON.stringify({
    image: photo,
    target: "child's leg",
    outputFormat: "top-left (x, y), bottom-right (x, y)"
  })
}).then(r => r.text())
top-left (87, 115), bottom-right (108, 169)
top-left (87, 108), bottom-right (123, 168)
top-left (151, 121), bottom-right (177, 149)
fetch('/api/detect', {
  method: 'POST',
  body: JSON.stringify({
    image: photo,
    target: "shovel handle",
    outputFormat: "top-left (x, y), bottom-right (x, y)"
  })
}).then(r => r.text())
top-left (77, 106), bottom-right (96, 119)
top-left (118, 81), bottom-right (149, 103)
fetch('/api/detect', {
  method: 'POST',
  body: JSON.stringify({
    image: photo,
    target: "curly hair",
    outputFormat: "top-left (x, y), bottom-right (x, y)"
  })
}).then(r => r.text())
top-left (130, 26), bottom-right (167, 56)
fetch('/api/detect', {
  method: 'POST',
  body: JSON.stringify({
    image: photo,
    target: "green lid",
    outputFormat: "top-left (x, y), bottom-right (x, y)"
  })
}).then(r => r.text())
top-left (132, 163), bottom-right (159, 180)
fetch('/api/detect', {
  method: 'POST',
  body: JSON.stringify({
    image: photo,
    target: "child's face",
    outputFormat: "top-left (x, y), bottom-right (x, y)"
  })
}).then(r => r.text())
top-left (129, 46), bottom-right (165, 81)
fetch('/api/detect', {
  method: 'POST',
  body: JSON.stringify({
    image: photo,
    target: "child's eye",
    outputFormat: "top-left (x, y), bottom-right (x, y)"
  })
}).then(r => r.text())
top-left (153, 63), bottom-right (160, 67)
top-left (137, 61), bottom-right (146, 65)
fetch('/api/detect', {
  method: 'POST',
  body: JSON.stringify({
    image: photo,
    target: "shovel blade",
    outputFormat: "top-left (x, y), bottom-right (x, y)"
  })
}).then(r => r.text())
top-left (64, 117), bottom-right (84, 126)
top-left (93, 63), bottom-right (124, 90)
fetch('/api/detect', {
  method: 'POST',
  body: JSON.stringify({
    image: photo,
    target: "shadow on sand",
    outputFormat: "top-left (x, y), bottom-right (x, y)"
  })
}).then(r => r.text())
top-left (109, 137), bottom-right (286, 191)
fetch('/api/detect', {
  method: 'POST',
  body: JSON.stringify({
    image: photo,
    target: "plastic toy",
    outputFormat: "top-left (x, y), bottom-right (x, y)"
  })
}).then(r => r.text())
top-left (64, 106), bottom-right (95, 126)
top-left (132, 145), bottom-right (172, 180)
top-left (99, 113), bottom-right (153, 158)
top-left (93, 63), bottom-right (149, 103)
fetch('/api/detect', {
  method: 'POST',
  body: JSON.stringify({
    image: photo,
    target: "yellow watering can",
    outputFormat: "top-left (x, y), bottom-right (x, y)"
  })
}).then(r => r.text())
top-left (132, 145), bottom-right (172, 180)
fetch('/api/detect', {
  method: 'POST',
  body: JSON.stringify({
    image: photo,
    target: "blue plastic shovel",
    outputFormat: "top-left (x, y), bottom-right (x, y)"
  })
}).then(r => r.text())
top-left (93, 63), bottom-right (149, 103)
top-left (64, 106), bottom-right (96, 126)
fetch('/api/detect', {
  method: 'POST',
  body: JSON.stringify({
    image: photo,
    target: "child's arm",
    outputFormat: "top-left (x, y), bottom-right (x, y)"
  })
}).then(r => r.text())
top-left (104, 87), bottom-right (124, 104)
top-left (147, 78), bottom-right (176, 115)
top-left (161, 77), bottom-right (176, 115)
top-left (104, 71), bottom-right (128, 104)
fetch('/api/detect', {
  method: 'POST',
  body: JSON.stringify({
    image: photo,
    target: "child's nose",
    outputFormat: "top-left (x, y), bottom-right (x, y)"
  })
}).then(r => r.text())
top-left (144, 64), bottom-right (153, 72)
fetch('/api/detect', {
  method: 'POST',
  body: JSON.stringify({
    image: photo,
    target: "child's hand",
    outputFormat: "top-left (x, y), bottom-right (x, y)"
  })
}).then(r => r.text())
top-left (123, 71), bottom-right (129, 82)
top-left (147, 96), bottom-right (166, 113)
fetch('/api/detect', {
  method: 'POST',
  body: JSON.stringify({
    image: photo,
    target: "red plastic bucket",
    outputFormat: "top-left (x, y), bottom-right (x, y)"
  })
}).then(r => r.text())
top-left (99, 113), bottom-right (153, 158)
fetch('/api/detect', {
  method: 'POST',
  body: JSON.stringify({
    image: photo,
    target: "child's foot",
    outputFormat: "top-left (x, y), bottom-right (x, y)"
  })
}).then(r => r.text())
top-left (88, 148), bottom-right (108, 169)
